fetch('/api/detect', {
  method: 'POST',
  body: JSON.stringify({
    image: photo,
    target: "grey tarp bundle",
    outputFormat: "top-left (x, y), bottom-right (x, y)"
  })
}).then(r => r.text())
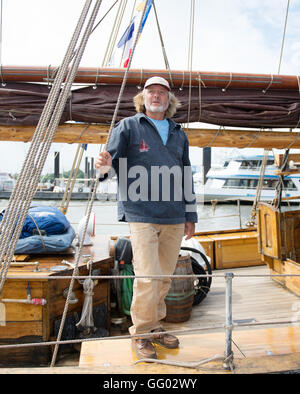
top-left (1, 82), bottom-right (300, 128)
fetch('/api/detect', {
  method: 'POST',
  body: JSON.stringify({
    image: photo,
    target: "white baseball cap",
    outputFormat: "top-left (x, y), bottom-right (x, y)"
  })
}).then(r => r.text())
top-left (144, 76), bottom-right (171, 91)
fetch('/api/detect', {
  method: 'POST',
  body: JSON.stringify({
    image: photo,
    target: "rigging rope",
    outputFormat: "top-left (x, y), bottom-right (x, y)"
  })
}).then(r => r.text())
top-left (278, 0), bottom-right (290, 74)
top-left (50, 0), bottom-right (150, 367)
top-left (186, 0), bottom-right (195, 128)
top-left (119, 0), bottom-right (136, 68)
top-left (152, 0), bottom-right (173, 86)
top-left (246, 148), bottom-right (270, 226)
top-left (0, 0), bottom-right (4, 86)
top-left (59, 143), bottom-right (86, 215)
top-left (102, 0), bottom-right (128, 67)
top-left (0, 0), bottom-right (96, 293)
top-left (273, 148), bottom-right (290, 210)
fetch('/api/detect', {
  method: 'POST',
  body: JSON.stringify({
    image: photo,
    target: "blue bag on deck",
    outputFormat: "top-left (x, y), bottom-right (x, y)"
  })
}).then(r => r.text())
top-left (20, 206), bottom-right (70, 238)
top-left (14, 225), bottom-right (76, 254)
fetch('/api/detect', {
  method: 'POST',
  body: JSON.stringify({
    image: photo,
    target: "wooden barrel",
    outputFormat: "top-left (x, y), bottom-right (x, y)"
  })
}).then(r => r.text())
top-left (165, 254), bottom-right (195, 323)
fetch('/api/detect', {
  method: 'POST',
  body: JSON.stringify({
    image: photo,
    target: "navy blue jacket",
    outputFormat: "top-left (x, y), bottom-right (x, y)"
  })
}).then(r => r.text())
top-left (104, 113), bottom-right (198, 224)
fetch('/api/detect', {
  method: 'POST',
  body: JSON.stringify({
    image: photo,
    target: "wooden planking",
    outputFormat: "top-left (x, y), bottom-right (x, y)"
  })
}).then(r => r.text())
top-left (257, 203), bottom-right (281, 259)
top-left (47, 271), bottom-right (109, 320)
top-left (3, 352), bottom-right (300, 374)
top-left (79, 264), bottom-right (300, 373)
top-left (207, 232), bottom-right (262, 269)
top-left (5, 235), bottom-right (113, 279)
top-left (0, 321), bottom-right (43, 339)
top-left (0, 280), bottom-right (46, 340)
top-left (283, 259), bottom-right (300, 297)
top-left (0, 280), bottom-right (43, 298)
top-left (4, 123), bottom-right (300, 149)
top-left (0, 344), bottom-right (50, 368)
top-left (0, 124), bottom-right (109, 144)
top-left (79, 326), bottom-right (300, 373)
top-left (1, 302), bottom-right (42, 322)
top-left (2, 265), bottom-right (300, 373)
top-left (0, 235), bottom-right (113, 349)
top-left (257, 203), bottom-right (300, 262)
top-left (164, 265), bottom-right (300, 332)
top-left (274, 153), bottom-right (300, 167)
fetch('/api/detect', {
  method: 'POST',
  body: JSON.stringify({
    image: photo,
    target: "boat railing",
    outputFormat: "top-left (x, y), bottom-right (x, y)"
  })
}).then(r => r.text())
top-left (221, 184), bottom-right (297, 191)
top-left (209, 165), bottom-right (273, 171)
top-left (198, 198), bottom-right (243, 229)
top-left (1, 269), bottom-right (300, 371)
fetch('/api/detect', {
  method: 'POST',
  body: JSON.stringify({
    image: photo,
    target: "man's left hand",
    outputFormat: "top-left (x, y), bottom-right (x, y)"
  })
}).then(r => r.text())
top-left (184, 221), bottom-right (195, 240)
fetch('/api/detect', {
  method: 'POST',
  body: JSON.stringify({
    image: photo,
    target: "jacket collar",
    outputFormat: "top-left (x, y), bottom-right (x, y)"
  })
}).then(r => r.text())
top-left (136, 112), bottom-right (180, 133)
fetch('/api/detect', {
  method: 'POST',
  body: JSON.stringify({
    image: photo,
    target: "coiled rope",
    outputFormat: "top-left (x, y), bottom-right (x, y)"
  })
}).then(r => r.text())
top-left (76, 277), bottom-right (95, 330)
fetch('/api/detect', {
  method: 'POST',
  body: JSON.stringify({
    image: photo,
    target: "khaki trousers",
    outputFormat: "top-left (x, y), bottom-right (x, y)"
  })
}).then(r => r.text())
top-left (128, 222), bottom-right (185, 337)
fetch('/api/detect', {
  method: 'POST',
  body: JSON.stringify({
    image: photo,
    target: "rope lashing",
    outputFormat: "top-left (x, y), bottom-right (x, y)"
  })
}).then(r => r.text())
top-left (76, 277), bottom-right (95, 330)
top-left (262, 74), bottom-right (274, 94)
top-left (222, 72), bottom-right (232, 92)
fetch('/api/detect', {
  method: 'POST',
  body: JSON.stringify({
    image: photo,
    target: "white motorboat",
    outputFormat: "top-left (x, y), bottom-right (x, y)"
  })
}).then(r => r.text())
top-left (198, 154), bottom-right (300, 202)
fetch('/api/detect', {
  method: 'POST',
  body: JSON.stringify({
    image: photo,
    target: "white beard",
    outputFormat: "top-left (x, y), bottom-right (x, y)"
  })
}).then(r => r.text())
top-left (145, 103), bottom-right (168, 113)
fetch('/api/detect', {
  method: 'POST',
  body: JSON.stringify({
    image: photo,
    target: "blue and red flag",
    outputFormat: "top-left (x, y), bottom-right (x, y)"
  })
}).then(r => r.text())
top-left (117, 0), bottom-right (153, 68)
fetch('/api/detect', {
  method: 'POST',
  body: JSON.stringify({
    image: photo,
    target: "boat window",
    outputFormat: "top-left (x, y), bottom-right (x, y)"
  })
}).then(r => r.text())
top-left (240, 160), bottom-right (262, 170)
top-left (283, 180), bottom-right (297, 190)
top-left (224, 179), bottom-right (240, 187)
top-left (262, 179), bottom-right (277, 189)
top-left (249, 179), bottom-right (258, 188)
top-left (223, 179), bottom-right (258, 188)
top-left (223, 177), bottom-right (296, 190)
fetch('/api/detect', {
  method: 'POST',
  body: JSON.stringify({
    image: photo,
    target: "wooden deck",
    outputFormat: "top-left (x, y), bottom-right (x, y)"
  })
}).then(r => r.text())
top-left (172, 264), bottom-right (300, 331)
top-left (2, 264), bottom-right (300, 374)
top-left (77, 264), bottom-right (300, 374)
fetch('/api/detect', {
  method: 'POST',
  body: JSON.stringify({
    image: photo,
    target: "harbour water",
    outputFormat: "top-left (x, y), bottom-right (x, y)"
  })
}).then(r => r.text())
top-left (0, 199), bottom-right (255, 236)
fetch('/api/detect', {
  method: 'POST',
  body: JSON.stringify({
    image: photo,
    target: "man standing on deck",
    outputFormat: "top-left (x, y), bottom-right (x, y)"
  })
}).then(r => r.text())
top-left (95, 76), bottom-right (198, 360)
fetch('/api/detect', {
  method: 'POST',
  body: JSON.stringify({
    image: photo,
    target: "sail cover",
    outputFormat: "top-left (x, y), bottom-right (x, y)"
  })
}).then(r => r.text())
top-left (0, 82), bottom-right (300, 128)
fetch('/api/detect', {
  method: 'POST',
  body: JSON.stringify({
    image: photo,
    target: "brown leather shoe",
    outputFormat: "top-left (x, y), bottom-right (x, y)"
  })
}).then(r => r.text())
top-left (151, 328), bottom-right (179, 349)
top-left (131, 338), bottom-right (157, 359)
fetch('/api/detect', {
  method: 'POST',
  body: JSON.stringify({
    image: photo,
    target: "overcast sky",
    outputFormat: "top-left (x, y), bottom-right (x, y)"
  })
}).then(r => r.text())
top-left (1, 0), bottom-right (300, 175)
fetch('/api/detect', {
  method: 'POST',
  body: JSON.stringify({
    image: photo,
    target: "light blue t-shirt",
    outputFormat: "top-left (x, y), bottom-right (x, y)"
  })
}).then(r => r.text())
top-left (148, 117), bottom-right (169, 145)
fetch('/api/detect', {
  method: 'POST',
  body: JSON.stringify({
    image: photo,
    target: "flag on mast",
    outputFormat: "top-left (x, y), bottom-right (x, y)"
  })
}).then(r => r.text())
top-left (117, 17), bottom-right (136, 67)
top-left (117, 0), bottom-right (153, 68)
